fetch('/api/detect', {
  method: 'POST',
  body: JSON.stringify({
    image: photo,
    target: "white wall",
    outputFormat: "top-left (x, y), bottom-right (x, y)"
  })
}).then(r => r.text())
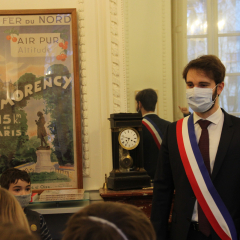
top-left (124, 0), bottom-right (173, 122)
top-left (2, 0), bottom-right (78, 9)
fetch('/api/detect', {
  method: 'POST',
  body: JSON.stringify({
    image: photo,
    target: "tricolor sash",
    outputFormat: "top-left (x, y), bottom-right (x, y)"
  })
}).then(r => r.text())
top-left (176, 114), bottom-right (237, 240)
top-left (142, 116), bottom-right (163, 149)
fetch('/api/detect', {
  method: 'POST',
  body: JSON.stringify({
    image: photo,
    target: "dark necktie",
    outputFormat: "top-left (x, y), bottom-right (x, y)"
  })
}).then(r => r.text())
top-left (197, 119), bottom-right (212, 237)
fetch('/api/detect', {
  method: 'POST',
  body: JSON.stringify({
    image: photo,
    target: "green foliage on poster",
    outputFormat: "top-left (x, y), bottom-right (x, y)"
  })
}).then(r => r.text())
top-left (0, 64), bottom-right (74, 172)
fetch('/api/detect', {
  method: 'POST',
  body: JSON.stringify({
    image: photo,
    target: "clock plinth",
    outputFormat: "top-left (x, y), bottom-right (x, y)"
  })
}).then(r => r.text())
top-left (107, 170), bottom-right (151, 190)
top-left (107, 113), bottom-right (151, 190)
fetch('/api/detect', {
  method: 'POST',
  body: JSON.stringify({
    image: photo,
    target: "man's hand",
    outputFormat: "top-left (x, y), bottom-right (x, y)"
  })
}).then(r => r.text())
top-left (178, 106), bottom-right (190, 115)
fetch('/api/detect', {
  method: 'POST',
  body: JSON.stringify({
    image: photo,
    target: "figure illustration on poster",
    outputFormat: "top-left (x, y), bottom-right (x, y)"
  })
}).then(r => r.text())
top-left (35, 111), bottom-right (50, 150)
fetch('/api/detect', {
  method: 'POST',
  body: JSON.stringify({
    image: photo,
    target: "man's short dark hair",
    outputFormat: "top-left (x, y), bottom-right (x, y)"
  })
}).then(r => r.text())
top-left (135, 88), bottom-right (157, 111)
top-left (0, 168), bottom-right (31, 189)
top-left (182, 55), bottom-right (226, 85)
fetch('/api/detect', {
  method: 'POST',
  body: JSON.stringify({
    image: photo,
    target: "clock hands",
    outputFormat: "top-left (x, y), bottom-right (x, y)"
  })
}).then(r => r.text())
top-left (121, 136), bottom-right (131, 143)
top-left (119, 128), bottom-right (140, 150)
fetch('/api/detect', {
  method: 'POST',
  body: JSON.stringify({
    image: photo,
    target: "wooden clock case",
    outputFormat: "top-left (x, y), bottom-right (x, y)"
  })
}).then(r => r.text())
top-left (107, 113), bottom-right (151, 190)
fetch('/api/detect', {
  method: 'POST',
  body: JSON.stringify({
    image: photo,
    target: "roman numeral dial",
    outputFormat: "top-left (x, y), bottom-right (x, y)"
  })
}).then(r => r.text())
top-left (118, 127), bottom-right (140, 150)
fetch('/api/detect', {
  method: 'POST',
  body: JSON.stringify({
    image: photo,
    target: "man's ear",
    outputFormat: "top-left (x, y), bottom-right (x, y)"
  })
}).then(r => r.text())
top-left (139, 101), bottom-right (143, 109)
top-left (217, 82), bottom-right (224, 96)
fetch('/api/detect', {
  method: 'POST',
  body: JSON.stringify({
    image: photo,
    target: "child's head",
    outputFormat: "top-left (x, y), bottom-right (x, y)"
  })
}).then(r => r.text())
top-left (0, 223), bottom-right (38, 240)
top-left (0, 168), bottom-right (31, 196)
top-left (62, 202), bottom-right (156, 240)
top-left (0, 188), bottom-right (31, 234)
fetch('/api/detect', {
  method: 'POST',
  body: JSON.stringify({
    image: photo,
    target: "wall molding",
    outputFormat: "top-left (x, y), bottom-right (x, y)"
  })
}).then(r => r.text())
top-left (77, 0), bottom-right (89, 177)
top-left (123, 0), bottom-right (130, 112)
top-left (110, 0), bottom-right (127, 113)
top-left (110, 0), bottom-right (121, 113)
top-left (161, 0), bottom-right (168, 120)
top-left (78, 0), bottom-right (127, 179)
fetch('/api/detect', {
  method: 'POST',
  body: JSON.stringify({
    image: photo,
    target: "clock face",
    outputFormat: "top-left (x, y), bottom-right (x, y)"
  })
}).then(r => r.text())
top-left (118, 128), bottom-right (140, 150)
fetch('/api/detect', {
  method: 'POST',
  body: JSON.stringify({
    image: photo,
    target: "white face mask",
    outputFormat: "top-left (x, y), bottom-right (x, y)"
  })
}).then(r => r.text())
top-left (15, 193), bottom-right (31, 208)
top-left (186, 85), bottom-right (218, 113)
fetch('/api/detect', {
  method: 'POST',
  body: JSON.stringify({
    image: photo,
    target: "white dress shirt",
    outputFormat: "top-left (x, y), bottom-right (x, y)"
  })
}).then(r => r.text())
top-left (191, 107), bottom-right (224, 221)
top-left (143, 112), bottom-right (157, 117)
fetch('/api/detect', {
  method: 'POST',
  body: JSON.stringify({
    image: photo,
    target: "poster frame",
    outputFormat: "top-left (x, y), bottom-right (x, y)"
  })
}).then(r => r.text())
top-left (0, 8), bottom-right (83, 191)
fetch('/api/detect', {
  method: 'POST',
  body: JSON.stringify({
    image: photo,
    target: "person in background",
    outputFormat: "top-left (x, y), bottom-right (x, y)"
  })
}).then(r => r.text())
top-left (0, 168), bottom-right (52, 240)
top-left (135, 88), bottom-right (171, 179)
top-left (62, 201), bottom-right (156, 240)
top-left (151, 55), bottom-right (240, 240)
top-left (0, 223), bottom-right (39, 240)
top-left (0, 187), bottom-right (32, 234)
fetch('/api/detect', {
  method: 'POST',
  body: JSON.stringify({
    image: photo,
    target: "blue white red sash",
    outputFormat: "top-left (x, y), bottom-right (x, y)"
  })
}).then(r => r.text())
top-left (142, 116), bottom-right (163, 149)
top-left (176, 114), bottom-right (237, 240)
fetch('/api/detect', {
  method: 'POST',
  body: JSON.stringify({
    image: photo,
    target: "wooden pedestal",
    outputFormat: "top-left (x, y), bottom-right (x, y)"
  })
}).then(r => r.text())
top-left (99, 188), bottom-right (153, 218)
top-left (99, 188), bottom-right (174, 222)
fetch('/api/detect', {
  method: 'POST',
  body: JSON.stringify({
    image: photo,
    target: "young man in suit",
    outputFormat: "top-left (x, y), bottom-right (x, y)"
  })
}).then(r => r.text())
top-left (135, 88), bottom-right (171, 180)
top-left (151, 55), bottom-right (240, 240)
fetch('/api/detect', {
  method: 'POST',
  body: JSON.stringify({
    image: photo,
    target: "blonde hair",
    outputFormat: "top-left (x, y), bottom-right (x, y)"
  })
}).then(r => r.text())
top-left (0, 223), bottom-right (38, 240)
top-left (0, 188), bottom-right (31, 234)
top-left (63, 202), bottom-right (156, 240)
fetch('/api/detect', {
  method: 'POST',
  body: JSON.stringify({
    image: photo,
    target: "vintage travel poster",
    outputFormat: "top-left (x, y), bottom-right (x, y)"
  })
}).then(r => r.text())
top-left (0, 12), bottom-right (80, 190)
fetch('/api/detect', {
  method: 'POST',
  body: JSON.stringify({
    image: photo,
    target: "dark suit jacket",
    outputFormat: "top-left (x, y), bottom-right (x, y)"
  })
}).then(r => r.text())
top-left (151, 109), bottom-right (240, 240)
top-left (142, 114), bottom-right (171, 179)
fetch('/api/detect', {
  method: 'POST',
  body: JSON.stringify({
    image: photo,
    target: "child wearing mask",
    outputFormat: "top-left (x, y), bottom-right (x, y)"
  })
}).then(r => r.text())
top-left (0, 168), bottom-right (52, 240)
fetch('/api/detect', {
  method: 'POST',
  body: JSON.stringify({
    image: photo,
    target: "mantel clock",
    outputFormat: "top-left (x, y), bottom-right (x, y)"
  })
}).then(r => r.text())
top-left (107, 113), bottom-right (151, 190)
